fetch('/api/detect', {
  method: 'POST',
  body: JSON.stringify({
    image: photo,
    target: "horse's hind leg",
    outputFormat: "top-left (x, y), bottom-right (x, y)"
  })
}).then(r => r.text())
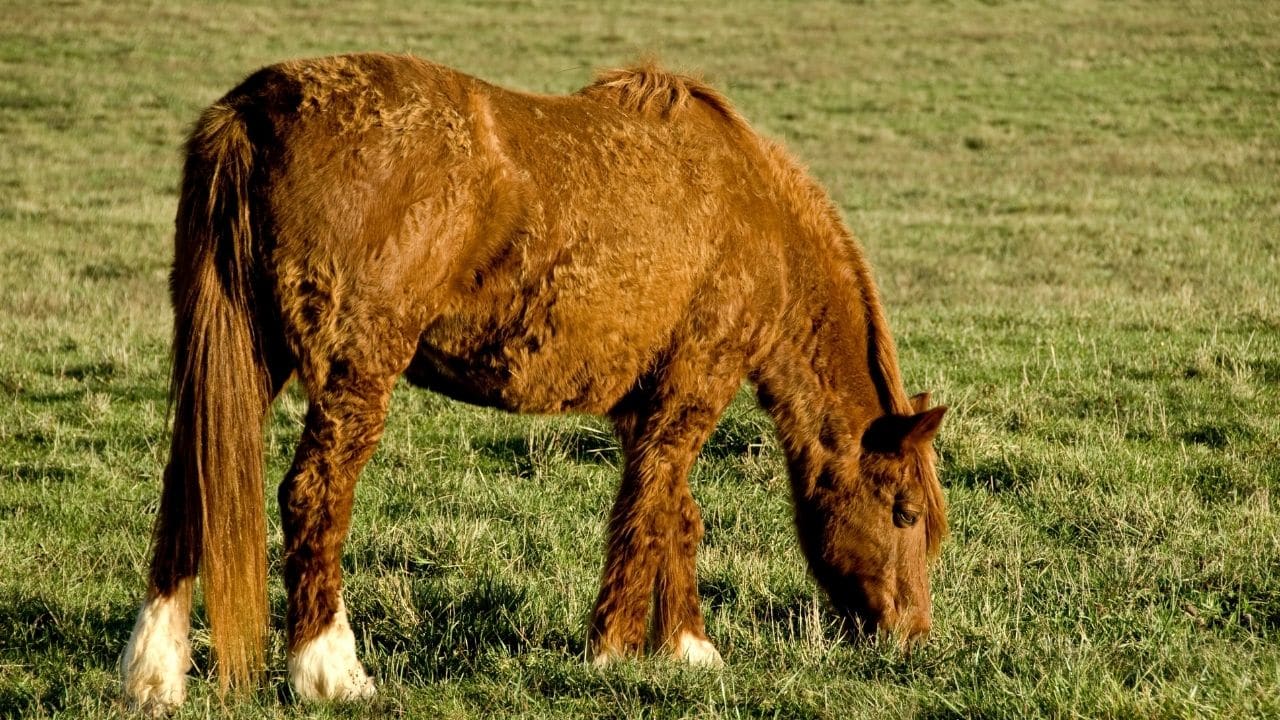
top-left (280, 359), bottom-right (402, 702)
top-left (119, 488), bottom-right (196, 715)
top-left (589, 362), bottom-right (740, 666)
top-left (121, 360), bottom-right (291, 714)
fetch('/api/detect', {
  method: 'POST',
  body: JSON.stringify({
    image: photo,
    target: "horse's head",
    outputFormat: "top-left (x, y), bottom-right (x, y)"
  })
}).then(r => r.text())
top-left (796, 393), bottom-right (948, 645)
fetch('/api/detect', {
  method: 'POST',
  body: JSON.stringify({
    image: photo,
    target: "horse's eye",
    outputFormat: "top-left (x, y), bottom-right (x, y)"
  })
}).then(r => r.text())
top-left (893, 507), bottom-right (920, 528)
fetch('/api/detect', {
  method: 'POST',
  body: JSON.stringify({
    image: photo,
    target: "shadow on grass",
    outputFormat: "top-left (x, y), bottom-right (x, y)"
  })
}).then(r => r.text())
top-left (19, 382), bottom-right (167, 406)
top-left (473, 429), bottom-right (620, 475)
top-left (466, 401), bottom-right (778, 472)
top-left (946, 455), bottom-right (1028, 493)
top-left (5, 461), bottom-right (77, 484)
top-left (0, 591), bottom-right (134, 659)
top-left (0, 590), bottom-right (137, 716)
top-left (360, 576), bottom-right (581, 683)
top-left (701, 408), bottom-right (776, 460)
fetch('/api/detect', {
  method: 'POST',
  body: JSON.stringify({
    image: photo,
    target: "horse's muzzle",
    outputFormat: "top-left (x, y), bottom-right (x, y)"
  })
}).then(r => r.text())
top-left (841, 601), bottom-right (932, 647)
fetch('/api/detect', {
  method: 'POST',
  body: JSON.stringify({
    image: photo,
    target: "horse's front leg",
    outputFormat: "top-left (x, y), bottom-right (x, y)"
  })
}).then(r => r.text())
top-left (279, 368), bottom-right (395, 701)
top-left (650, 485), bottom-right (722, 666)
top-left (588, 369), bottom-right (740, 666)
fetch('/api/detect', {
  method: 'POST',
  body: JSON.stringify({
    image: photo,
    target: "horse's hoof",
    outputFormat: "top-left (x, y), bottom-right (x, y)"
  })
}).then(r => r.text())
top-left (120, 596), bottom-right (191, 715)
top-left (121, 678), bottom-right (185, 718)
top-left (289, 640), bottom-right (376, 701)
top-left (674, 632), bottom-right (724, 668)
top-left (589, 647), bottom-right (622, 668)
top-left (287, 602), bottom-right (377, 702)
top-left (126, 692), bottom-right (184, 718)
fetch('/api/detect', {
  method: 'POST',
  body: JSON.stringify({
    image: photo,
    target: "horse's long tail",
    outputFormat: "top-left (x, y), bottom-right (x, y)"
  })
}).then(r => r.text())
top-left (158, 98), bottom-right (272, 691)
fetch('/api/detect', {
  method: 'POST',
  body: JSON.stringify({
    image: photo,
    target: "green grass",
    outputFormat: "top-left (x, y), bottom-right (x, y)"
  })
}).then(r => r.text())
top-left (3, 0), bottom-right (1279, 717)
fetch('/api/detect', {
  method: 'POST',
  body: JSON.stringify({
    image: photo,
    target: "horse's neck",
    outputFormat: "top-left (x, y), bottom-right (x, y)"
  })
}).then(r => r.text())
top-left (754, 227), bottom-right (905, 494)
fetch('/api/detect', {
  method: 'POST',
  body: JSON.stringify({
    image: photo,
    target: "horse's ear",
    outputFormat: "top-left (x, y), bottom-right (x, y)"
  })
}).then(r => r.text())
top-left (861, 405), bottom-right (947, 453)
top-left (865, 407), bottom-right (947, 450)
top-left (909, 392), bottom-right (931, 413)
top-left (904, 405), bottom-right (947, 447)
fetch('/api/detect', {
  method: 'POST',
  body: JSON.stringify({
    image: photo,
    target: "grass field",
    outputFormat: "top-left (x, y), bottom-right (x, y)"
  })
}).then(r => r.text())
top-left (2, 1), bottom-right (1279, 717)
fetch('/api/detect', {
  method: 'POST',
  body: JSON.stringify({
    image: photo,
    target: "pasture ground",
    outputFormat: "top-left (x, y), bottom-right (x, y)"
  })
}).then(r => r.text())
top-left (1, 1), bottom-right (1278, 717)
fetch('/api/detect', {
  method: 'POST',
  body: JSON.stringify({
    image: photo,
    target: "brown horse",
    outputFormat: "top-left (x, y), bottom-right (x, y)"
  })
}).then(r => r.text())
top-left (118, 54), bottom-right (947, 713)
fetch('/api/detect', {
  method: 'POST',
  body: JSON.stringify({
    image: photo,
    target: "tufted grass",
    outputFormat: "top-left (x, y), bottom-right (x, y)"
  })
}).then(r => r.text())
top-left (2, 1), bottom-right (1278, 717)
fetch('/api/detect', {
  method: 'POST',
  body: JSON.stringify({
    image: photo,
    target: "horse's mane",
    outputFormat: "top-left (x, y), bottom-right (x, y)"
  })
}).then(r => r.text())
top-left (856, 263), bottom-right (911, 417)
top-left (582, 60), bottom-right (748, 128)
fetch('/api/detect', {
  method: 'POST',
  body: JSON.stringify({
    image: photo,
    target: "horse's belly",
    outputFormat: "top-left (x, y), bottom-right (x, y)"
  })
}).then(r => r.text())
top-left (404, 314), bottom-right (660, 415)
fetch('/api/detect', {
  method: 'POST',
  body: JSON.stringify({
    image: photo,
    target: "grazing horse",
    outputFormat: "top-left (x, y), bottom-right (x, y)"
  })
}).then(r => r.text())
top-left (119, 54), bottom-right (948, 713)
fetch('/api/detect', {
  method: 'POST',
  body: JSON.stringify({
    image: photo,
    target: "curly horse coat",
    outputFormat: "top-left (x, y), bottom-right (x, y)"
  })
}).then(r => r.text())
top-left (119, 54), bottom-right (948, 712)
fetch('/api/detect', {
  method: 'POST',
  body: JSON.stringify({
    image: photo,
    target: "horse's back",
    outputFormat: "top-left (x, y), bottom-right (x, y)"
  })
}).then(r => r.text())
top-left (224, 54), bottom-right (788, 412)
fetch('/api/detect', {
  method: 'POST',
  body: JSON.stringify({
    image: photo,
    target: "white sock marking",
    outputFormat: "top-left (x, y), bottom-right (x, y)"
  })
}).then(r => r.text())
top-left (590, 646), bottom-right (622, 668)
top-left (675, 631), bottom-right (724, 667)
top-left (288, 599), bottom-right (376, 702)
top-left (120, 593), bottom-right (191, 715)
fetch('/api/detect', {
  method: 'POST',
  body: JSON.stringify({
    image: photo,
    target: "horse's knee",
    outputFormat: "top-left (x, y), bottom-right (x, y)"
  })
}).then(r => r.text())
top-left (674, 491), bottom-right (704, 547)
